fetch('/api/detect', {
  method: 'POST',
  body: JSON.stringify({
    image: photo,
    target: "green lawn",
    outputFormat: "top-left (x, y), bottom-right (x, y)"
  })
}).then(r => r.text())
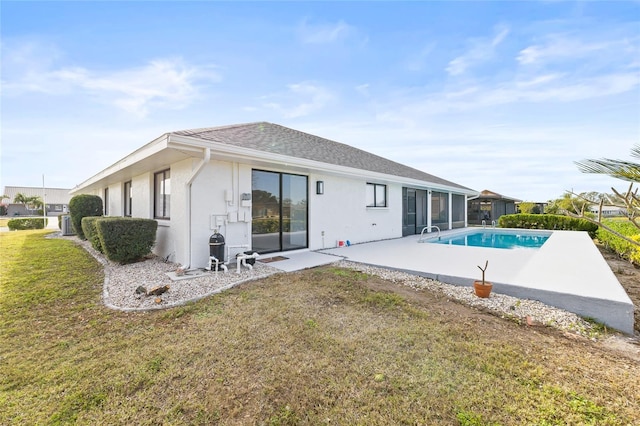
top-left (1, 230), bottom-right (639, 425)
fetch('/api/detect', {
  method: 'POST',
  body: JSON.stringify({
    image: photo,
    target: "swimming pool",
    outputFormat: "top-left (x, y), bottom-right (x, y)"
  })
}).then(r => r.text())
top-left (428, 229), bottom-right (551, 250)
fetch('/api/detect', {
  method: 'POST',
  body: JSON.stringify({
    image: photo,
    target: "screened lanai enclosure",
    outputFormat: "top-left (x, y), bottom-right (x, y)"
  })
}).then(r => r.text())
top-left (467, 189), bottom-right (521, 225)
top-left (402, 188), bottom-right (466, 236)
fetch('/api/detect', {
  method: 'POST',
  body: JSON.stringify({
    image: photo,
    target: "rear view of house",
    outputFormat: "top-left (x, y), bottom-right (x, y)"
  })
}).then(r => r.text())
top-left (72, 122), bottom-right (476, 268)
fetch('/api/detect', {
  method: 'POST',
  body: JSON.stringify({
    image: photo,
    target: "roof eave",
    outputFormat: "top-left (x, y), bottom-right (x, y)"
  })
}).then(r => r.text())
top-left (169, 134), bottom-right (477, 195)
top-left (70, 134), bottom-right (172, 194)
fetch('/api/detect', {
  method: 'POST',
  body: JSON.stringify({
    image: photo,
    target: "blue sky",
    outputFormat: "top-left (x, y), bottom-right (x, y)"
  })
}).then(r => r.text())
top-left (2, 1), bottom-right (639, 202)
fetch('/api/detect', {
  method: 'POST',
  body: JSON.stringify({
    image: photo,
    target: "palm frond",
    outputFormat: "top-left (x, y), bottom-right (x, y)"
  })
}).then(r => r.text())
top-left (575, 158), bottom-right (640, 182)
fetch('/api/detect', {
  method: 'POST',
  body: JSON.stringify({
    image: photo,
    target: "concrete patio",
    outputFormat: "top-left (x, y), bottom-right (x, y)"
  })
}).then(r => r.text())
top-left (263, 229), bottom-right (635, 334)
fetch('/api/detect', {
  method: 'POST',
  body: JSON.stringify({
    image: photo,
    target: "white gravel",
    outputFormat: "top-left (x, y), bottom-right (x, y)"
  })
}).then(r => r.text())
top-left (58, 234), bottom-right (281, 311)
top-left (59, 233), bottom-right (600, 337)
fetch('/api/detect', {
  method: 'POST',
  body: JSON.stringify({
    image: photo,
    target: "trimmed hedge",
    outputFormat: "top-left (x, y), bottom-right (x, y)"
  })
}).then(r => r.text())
top-left (597, 219), bottom-right (640, 264)
top-left (96, 217), bottom-right (158, 264)
top-left (81, 216), bottom-right (104, 253)
top-left (498, 214), bottom-right (599, 238)
top-left (69, 194), bottom-right (103, 240)
top-left (7, 218), bottom-right (48, 230)
top-left (252, 218), bottom-right (306, 234)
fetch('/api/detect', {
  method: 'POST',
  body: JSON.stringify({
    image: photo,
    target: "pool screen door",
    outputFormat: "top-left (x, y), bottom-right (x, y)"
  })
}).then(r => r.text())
top-left (251, 170), bottom-right (308, 253)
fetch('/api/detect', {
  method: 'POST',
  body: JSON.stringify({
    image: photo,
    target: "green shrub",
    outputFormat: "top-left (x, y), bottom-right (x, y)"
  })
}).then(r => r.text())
top-left (252, 218), bottom-right (305, 234)
top-left (7, 218), bottom-right (48, 230)
top-left (498, 214), bottom-right (599, 238)
top-left (597, 220), bottom-right (640, 264)
top-left (96, 217), bottom-right (157, 264)
top-left (81, 216), bottom-right (104, 253)
top-left (69, 195), bottom-right (103, 240)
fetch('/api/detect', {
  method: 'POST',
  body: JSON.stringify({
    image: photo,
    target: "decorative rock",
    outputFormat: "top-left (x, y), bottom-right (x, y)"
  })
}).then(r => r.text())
top-left (154, 297), bottom-right (162, 304)
top-left (135, 286), bottom-right (147, 295)
top-left (147, 285), bottom-right (170, 296)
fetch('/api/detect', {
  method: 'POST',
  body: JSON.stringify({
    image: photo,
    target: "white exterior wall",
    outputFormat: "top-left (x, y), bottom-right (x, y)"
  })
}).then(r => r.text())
top-left (189, 160), bottom-right (253, 268)
top-left (73, 154), bottom-right (468, 269)
top-left (184, 163), bottom-right (403, 268)
top-left (308, 173), bottom-right (401, 250)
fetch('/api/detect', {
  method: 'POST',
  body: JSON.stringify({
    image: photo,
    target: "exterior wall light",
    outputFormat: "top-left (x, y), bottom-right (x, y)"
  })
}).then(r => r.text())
top-left (316, 181), bottom-right (324, 195)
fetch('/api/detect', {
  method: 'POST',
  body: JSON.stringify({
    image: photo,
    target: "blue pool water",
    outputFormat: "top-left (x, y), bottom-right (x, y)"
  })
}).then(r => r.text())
top-left (430, 230), bottom-right (551, 250)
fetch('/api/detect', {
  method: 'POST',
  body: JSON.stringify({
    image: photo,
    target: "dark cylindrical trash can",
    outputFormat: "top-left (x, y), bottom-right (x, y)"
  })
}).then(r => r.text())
top-left (209, 232), bottom-right (225, 261)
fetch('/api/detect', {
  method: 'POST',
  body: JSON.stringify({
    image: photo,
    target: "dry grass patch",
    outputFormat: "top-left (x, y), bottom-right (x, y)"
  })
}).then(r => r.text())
top-left (1, 231), bottom-right (639, 425)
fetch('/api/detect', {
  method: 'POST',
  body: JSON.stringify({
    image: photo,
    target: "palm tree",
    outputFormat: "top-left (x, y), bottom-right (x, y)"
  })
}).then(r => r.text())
top-left (26, 196), bottom-right (44, 210)
top-left (576, 145), bottom-right (640, 182)
top-left (12, 193), bottom-right (44, 212)
top-left (574, 145), bottom-right (640, 246)
top-left (13, 193), bottom-right (30, 204)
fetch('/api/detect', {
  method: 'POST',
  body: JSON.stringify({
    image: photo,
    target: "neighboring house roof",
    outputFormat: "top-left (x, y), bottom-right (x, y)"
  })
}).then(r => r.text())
top-left (2, 186), bottom-right (72, 205)
top-left (475, 189), bottom-right (522, 202)
top-left (172, 122), bottom-right (474, 192)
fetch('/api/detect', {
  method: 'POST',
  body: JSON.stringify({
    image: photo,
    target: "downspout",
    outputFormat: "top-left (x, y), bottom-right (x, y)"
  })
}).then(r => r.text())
top-left (184, 147), bottom-right (211, 268)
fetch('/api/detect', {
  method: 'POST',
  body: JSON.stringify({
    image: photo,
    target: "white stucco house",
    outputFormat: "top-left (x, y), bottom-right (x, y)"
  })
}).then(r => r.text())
top-left (71, 122), bottom-right (477, 268)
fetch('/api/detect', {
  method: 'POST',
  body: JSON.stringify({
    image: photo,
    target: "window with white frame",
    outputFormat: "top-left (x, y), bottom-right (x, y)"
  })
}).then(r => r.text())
top-left (104, 188), bottom-right (109, 215)
top-left (366, 183), bottom-right (387, 207)
top-left (124, 181), bottom-right (132, 217)
top-left (154, 169), bottom-right (170, 219)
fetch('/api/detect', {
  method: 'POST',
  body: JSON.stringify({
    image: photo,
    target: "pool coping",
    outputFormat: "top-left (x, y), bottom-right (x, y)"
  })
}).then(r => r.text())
top-left (322, 228), bottom-right (635, 334)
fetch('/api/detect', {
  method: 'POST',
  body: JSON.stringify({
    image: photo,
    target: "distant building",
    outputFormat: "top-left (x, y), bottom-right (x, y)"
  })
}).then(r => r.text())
top-left (2, 186), bottom-right (72, 216)
top-left (516, 201), bottom-right (548, 214)
top-left (468, 189), bottom-right (521, 225)
top-left (589, 205), bottom-right (627, 217)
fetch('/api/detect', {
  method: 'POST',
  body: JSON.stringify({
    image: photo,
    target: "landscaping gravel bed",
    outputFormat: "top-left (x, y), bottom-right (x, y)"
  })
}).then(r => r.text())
top-left (62, 234), bottom-right (598, 336)
top-left (61, 235), bottom-right (281, 311)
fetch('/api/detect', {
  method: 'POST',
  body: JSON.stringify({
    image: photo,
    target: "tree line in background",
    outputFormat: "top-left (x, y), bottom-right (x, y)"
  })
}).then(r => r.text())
top-left (526, 145), bottom-right (640, 251)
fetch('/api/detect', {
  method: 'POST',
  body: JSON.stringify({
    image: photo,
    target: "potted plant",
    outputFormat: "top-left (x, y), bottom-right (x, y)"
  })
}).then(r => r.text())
top-left (474, 260), bottom-right (493, 298)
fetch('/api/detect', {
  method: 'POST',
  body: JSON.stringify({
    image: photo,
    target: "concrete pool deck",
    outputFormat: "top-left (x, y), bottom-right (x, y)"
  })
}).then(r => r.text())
top-left (312, 229), bottom-right (634, 335)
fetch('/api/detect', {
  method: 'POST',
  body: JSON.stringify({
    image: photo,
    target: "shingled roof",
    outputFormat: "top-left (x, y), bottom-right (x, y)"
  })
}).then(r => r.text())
top-left (172, 122), bottom-right (472, 191)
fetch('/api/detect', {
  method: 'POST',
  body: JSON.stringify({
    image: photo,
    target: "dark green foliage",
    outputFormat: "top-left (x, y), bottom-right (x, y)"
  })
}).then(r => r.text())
top-left (81, 216), bottom-right (104, 253)
top-left (596, 220), bottom-right (640, 264)
top-left (252, 218), bottom-right (305, 233)
top-left (95, 217), bottom-right (157, 264)
top-left (7, 218), bottom-right (48, 230)
top-left (498, 214), bottom-right (599, 238)
top-left (69, 195), bottom-right (103, 240)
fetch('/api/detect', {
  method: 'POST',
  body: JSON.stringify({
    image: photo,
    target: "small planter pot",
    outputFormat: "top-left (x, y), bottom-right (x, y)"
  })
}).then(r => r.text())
top-left (473, 281), bottom-right (493, 298)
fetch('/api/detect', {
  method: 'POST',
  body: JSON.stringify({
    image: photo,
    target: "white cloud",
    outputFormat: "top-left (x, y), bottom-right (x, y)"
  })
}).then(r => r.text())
top-left (379, 71), bottom-right (638, 120)
top-left (355, 83), bottom-right (370, 96)
top-left (446, 25), bottom-right (510, 76)
top-left (517, 32), bottom-right (640, 70)
top-left (405, 43), bottom-right (437, 72)
top-left (263, 82), bottom-right (335, 118)
top-left (297, 19), bottom-right (355, 44)
top-left (2, 41), bottom-right (220, 117)
top-left (518, 36), bottom-right (611, 65)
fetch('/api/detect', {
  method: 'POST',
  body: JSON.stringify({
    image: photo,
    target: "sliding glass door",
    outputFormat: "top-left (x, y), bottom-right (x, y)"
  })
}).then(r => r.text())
top-left (252, 170), bottom-right (308, 253)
